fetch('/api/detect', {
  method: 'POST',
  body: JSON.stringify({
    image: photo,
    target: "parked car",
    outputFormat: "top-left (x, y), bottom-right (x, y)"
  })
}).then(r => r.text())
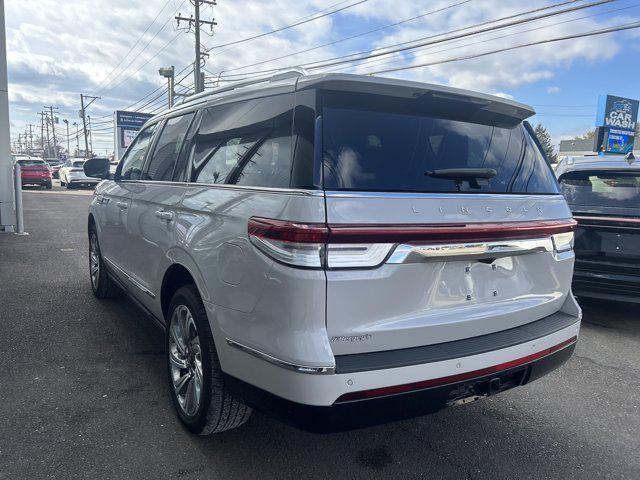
top-left (16, 158), bottom-right (52, 189)
top-left (59, 158), bottom-right (100, 189)
top-left (84, 71), bottom-right (581, 434)
top-left (556, 154), bottom-right (640, 303)
top-left (45, 159), bottom-right (64, 179)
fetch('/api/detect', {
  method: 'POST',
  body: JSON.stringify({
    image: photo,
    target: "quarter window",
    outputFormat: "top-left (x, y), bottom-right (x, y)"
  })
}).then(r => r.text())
top-left (143, 113), bottom-right (194, 181)
top-left (119, 124), bottom-right (157, 180)
top-left (190, 94), bottom-right (294, 187)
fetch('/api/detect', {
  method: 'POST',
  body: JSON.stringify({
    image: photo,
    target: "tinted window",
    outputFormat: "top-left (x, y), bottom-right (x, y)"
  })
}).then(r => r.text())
top-left (119, 125), bottom-right (157, 180)
top-left (143, 113), bottom-right (194, 181)
top-left (191, 94), bottom-right (294, 187)
top-left (560, 171), bottom-right (640, 209)
top-left (233, 125), bottom-right (293, 187)
top-left (322, 92), bottom-right (559, 194)
top-left (72, 161), bottom-right (84, 168)
top-left (17, 160), bottom-right (46, 166)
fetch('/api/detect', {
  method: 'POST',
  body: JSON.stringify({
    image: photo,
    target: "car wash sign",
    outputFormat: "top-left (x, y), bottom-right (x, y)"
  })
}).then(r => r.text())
top-left (595, 95), bottom-right (638, 154)
top-left (113, 110), bottom-right (154, 160)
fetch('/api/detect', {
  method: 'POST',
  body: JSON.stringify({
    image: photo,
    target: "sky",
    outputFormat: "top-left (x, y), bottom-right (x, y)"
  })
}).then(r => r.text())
top-left (5, 0), bottom-right (640, 153)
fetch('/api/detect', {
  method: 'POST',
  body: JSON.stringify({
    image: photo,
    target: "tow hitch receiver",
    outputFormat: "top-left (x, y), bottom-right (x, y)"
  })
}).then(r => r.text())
top-left (447, 368), bottom-right (527, 407)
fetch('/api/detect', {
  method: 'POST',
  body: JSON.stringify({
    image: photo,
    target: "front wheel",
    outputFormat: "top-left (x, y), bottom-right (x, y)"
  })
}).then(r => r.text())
top-left (167, 285), bottom-right (252, 435)
top-left (89, 228), bottom-right (120, 298)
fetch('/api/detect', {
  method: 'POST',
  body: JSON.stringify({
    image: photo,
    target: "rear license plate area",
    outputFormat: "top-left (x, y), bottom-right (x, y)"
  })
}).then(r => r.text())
top-left (446, 367), bottom-right (528, 407)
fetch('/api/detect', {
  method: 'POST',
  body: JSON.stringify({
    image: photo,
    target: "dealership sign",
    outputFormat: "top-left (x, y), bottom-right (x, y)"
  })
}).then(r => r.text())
top-left (113, 110), bottom-right (154, 160)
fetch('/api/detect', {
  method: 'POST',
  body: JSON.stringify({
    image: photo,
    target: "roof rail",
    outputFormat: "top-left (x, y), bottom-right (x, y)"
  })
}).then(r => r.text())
top-left (179, 67), bottom-right (308, 106)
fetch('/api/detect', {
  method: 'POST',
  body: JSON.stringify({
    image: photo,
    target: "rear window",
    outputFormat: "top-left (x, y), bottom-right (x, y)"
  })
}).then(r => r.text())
top-left (559, 170), bottom-right (640, 209)
top-left (73, 161), bottom-right (85, 168)
top-left (18, 160), bottom-right (46, 167)
top-left (321, 92), bottom-right (559, 194)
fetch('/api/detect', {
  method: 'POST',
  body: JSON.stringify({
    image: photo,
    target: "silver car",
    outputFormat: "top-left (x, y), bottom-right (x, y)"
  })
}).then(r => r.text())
top-left (84, 71), bottom-right (581, 434)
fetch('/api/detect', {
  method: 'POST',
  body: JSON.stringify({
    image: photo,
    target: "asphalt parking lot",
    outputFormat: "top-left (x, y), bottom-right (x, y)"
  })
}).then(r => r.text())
top-left (1, 187), bottom-right (639, 480)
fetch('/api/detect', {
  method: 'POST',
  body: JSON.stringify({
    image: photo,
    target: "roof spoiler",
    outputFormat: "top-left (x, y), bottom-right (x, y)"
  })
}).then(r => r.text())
top-left (298, 74), bottom-right (535, 128)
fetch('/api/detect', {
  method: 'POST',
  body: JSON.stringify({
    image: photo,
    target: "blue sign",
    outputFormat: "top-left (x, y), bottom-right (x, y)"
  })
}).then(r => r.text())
top-left (605, 128), bottom-right (635, 154)
top-left (115, 110), bottom-right (154, 129)
top-left (596, 95), bottom-right (638, 132)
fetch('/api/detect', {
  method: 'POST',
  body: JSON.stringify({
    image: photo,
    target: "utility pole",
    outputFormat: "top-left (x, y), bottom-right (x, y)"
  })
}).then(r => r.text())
top-left (44, 105), bottom-right (58, 158)
top-left (26, 123), bottom-right (34, 151)
top-left (44, 112), bottom-right (51, 158)
top-left (159, 66), bottom-right (175, 108)
top-left (38, 111), bottom-right (45, 153)
top-left (62, 119), bottom-right (70, 155)
top-left (175, 1), bottom-right (217, 94)
top-left (80, 94), bottom-right (99, 158)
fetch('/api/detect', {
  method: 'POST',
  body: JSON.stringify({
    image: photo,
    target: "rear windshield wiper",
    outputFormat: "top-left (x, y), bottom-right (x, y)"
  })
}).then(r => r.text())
top-left (425, 168), bottom-right (497, 190)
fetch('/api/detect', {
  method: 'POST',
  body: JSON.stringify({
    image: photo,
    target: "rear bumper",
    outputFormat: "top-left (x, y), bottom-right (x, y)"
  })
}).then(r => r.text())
top-left (221, 313), bottom-right (581, 430)
top-left (21, 177), bottom-right (51, 184)
top-left (226, 338), bottom-right (577, 432)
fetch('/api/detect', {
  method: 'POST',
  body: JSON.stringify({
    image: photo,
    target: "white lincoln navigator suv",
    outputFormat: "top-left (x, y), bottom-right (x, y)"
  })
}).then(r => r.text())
top-left (84, 71), bottom-right (581, 433)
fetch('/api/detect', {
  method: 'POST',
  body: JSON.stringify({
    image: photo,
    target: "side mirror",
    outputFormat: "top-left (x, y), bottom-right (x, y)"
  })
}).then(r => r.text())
top-left (84, 158), bottom-right (111, 180)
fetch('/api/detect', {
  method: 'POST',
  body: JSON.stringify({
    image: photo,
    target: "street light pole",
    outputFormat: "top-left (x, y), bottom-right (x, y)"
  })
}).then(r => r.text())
top-left (63, 119), bottom-right (70, 155)
top-left (159, 66), bottom-right (175, 108)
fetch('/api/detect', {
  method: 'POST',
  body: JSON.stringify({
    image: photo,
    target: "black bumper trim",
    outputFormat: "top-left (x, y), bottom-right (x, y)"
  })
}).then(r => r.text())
top-left (225, 342), bottom-right (576, 433)
top-left (334, 311), bottom-right (579, 374)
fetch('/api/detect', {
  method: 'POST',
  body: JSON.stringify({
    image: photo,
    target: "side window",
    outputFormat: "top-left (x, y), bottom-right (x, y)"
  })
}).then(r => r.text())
top-left (142, 113), bottom-right (194, 181)
top-left (232, 125), bottom-right (293, 187)
top-left (119, 125), bottom-right (157, 180)
top-left (191, 94), bottom-right (294, 187)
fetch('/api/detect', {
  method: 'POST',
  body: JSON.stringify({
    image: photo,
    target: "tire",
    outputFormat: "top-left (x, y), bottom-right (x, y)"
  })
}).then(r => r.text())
top-left (166, 285), bottom-right (252, 435)
top-left (45, 182), bottom-right (52, 190)
top-left (66, 182), bottom-right (73, 189)
top-left (89, 227), bottom-right (121, 299)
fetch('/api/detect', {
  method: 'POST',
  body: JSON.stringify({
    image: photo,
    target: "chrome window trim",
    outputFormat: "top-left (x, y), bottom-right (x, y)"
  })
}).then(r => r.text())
top-left (324, 191), bottom-right (567, 199)
top-left (103, 257), bottom-right (156, 298)
top-left (387, 237), bottom-right (555, 264)
top-left (225, 338), bottom-right (335, 375)
top-left (117, 179), bottom-right (323, 196)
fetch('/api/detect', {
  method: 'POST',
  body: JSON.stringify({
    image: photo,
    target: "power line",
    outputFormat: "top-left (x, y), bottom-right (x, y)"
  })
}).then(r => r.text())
top-left (91, 0), bottom-right (174, 95)
top-left (216, 0), bottom-right (593, 79)
top-left (207, 0), bottom-right (371, 51)
top-left (367, 21), bottom-right (640, 75)
top-left (98, 1), bottom-right (187, 96)
top-left (333, 2), bottom-right (639, 75)
top-left (217, 0), bottom-right (474, 76)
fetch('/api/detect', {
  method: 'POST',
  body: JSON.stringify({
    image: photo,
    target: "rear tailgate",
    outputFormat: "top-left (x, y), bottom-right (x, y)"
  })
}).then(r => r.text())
top-left (320, 89), bottom-right (576, 356)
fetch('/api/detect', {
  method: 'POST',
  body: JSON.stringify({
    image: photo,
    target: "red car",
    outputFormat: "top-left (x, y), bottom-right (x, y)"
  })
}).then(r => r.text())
top-left (17, 159), bottom-right (52, 189)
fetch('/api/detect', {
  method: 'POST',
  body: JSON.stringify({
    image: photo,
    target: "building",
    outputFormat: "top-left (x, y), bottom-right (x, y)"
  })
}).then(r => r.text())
top-left (558, 136), bottom-right (640, 158)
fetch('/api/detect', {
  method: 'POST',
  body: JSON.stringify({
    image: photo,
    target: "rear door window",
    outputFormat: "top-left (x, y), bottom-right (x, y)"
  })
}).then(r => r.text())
top-left (190, 94), bottom-right (294, 187)
top-left (559, 171), bottom-right (640, 209)
top-left (321, 91), bottom-right (559, 194)
top-left (143, 113), bottom-right (195, 181)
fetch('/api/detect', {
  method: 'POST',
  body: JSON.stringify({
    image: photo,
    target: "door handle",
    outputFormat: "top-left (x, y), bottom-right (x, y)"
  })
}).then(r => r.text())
top-left (155, 210), bottom-right (174, 221)
top-left (116, 201), bottom-right (128, 210)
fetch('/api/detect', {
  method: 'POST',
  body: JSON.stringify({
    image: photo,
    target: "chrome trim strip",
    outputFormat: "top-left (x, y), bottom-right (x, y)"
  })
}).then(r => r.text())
top-left (118, 179), bottom-right (323, 196)
top-left (324, 191), bottom-right (566, 200)
top-left (103, 257), bottom-right (156, 298)
top-left (225, 339), bottom-right (335, 375)
top-left (387, 237), bottom-right (554, 264)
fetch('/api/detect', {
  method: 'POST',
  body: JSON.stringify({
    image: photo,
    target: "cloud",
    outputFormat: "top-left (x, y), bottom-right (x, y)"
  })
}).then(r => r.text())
top-left (5, 0), bottom-right (638, 150)
top-left (547, 86), bottom-right (561, 94)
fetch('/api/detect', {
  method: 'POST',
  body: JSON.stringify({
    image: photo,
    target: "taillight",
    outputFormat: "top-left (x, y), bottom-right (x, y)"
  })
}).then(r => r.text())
top-left (248, 218), bottom-right (327, 268)
top-left (248, 218), bottom-right (577, 269)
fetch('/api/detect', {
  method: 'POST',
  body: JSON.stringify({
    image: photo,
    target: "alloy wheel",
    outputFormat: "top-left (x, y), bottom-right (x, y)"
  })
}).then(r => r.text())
top-left (169, 305), bottom-right (203, 417)
top-left (89, 233), bottom-right (100, 289)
